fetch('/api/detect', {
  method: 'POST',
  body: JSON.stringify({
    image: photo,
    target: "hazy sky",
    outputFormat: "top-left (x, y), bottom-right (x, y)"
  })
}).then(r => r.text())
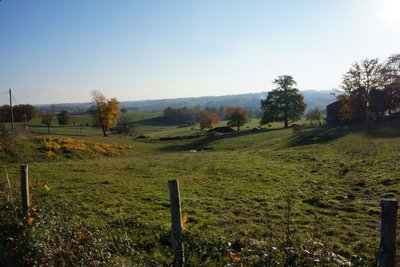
top-left (0, 0), bottom-right (399, 105)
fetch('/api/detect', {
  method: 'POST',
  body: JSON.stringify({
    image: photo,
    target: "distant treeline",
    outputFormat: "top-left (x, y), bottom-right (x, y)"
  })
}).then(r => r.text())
top-left (36, 105), bottom-right (91, 115)
top-left (163, 106), bottom-right (262, 124)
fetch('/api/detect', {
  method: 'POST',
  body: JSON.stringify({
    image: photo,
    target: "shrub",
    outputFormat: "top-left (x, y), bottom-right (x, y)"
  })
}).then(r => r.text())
top-left (0, 124), bottom-right (19, 161)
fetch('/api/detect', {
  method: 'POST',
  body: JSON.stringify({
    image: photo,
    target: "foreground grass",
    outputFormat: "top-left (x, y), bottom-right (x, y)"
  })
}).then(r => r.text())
top-left (1, 119), bottom-right (400, 265)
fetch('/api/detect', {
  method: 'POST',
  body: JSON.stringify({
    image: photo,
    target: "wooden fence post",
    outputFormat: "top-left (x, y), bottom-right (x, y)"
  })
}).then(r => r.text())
top-left (168, 179), bottom-right (184, 267)
top-left (379, 199), bottom-right (398, 267)
top-left (20, 165), bottom-right (30, 216)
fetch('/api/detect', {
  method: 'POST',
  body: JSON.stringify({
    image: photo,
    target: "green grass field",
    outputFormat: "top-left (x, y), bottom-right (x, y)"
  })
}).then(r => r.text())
top-left (1, 117), bottom-right (399, 265)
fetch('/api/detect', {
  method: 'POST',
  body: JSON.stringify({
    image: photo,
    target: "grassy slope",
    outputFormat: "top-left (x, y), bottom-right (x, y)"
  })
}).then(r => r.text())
top-left (2, 119), bottom-right (400, 264)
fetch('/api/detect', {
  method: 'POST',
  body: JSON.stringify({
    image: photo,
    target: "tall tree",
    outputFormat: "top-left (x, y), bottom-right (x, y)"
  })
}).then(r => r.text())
top-left (57, 109), bottom-right (71, 126)
top-left (261, 75), bottom-right (306, 128)
top-left (336, 58), bottom-right (385, 121)
top-left (340, 59), bottom-right (384, 95)
top-left (91, 90), bottom-right (121, 136)
top-left (199, 111), bottom-right (220, 130)
top-left (225, 107), bottom-right (249, 131)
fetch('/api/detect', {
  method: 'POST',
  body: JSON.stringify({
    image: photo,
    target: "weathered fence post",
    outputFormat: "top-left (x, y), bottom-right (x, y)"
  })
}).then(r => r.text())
top-left (379, 199), bottom-right (398, 267)
top-left (20, 165), bottom-right (30, 216)
top-left (168, 179), bottom-right (184, 267)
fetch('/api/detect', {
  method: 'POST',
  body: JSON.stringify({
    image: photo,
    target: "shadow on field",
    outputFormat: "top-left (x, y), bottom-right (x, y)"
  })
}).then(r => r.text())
top-left (33, 132), bottom-right (93, 137)
top-left (160, 128), bottom-right (279, 152)
top-left (286, 118), bottom-right (400, 147)
top-left (136, 117), bottom-right (181, 127)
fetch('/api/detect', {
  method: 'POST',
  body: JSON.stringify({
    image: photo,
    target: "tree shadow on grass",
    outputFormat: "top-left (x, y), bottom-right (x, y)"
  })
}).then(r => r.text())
top-left (135, 117), bottom-right (183, 127)
top-left (38, 133), bottom-right (89, 137)
top-left (160, 128), bottom-right (281, 152)
top-left (286, 118), bottom-right (400, 147)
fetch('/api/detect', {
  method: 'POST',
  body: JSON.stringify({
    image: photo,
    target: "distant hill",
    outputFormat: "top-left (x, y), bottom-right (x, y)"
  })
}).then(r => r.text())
top-left (36, 90), bottom-right (336, 113)
top-left (115, 90), bottom-right (337, 112)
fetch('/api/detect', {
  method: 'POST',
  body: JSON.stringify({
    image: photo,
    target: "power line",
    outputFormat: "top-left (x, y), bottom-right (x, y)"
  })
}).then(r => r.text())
top-left (12, 95), bottom-right (19, 105)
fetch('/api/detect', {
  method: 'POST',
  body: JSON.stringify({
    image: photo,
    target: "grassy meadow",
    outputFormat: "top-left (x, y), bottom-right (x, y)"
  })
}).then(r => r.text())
top-left (1, 113), bottom-right (400, 266)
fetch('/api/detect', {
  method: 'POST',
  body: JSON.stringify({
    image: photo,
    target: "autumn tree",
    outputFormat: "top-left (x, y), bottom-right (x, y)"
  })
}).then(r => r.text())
top-left (261, 75), bottom-right (306, 128)
top-left (57, 109), bottom-right (71, 126)
top-left (41, 112), bottom-right (55, 134)
top-left (336, 58), bottom-right (386, 121)
top-left (199, 110), bottom-right (220, 130)
top-left (225, 107), bottom-right (249, 131)
top-left (91, 90), bottom-right (120, 136)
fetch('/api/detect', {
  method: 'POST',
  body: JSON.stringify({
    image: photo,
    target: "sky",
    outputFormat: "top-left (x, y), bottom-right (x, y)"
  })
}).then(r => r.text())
top-left (0, 0), bottom-right (399, 105)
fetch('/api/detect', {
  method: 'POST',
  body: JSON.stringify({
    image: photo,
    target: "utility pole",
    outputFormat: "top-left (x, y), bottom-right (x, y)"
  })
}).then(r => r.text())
top-left (9, 88), bottom-right (15, 132)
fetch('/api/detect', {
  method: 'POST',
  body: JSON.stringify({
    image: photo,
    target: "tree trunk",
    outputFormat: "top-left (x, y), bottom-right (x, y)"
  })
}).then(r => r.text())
top-left (102, 127), bottom-right (107, 137)
top-left (284, 88), bottom-right (289, 128)
top-left (47, 126), bottom-right (50, 134)
top-left (237, 125), bottom-right (240, 131)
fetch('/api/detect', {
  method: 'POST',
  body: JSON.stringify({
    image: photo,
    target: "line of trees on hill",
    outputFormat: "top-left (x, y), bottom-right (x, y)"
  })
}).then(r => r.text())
top-left (335, 54), bottom-right (400, 122)
top-left (36, 105), bottom-right (89, 115)
top-left (163, 107), bottom-right (201, 125)
top-left (162, 75), bottom-right (307, 131)
top-left (163, 106), bottom-right (251, 131)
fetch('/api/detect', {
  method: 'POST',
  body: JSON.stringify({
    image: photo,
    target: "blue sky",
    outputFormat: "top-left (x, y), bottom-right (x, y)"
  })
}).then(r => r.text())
top-left (0, 0), bottom-right (399, 104)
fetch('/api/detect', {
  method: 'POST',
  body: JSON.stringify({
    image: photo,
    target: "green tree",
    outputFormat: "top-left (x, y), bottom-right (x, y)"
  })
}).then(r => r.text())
top-left (225, 107), bottom-right (249, 131)
top-left (91, 90), bottom-right (121, 136)
top-left (261, 75), bottom-right (306, 128)
top-left (0, 104), bottom-right (37, 122)
top-left (305, 106), bottom-right (324, 121)
top-left (57, 109), bottom-right (71, 126)
top-left (199, 110), bottom-right (220, 130)
top-left (41, 112), bottom-right (55, 134)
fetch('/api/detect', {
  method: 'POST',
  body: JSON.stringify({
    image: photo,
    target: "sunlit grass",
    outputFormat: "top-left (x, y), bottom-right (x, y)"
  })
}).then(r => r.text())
top-left (1, 118), bottom-right (400, 264)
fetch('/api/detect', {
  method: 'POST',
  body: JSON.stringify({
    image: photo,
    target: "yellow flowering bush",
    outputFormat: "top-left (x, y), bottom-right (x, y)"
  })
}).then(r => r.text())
top-left (34, 136), bottom-right (130, 158)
